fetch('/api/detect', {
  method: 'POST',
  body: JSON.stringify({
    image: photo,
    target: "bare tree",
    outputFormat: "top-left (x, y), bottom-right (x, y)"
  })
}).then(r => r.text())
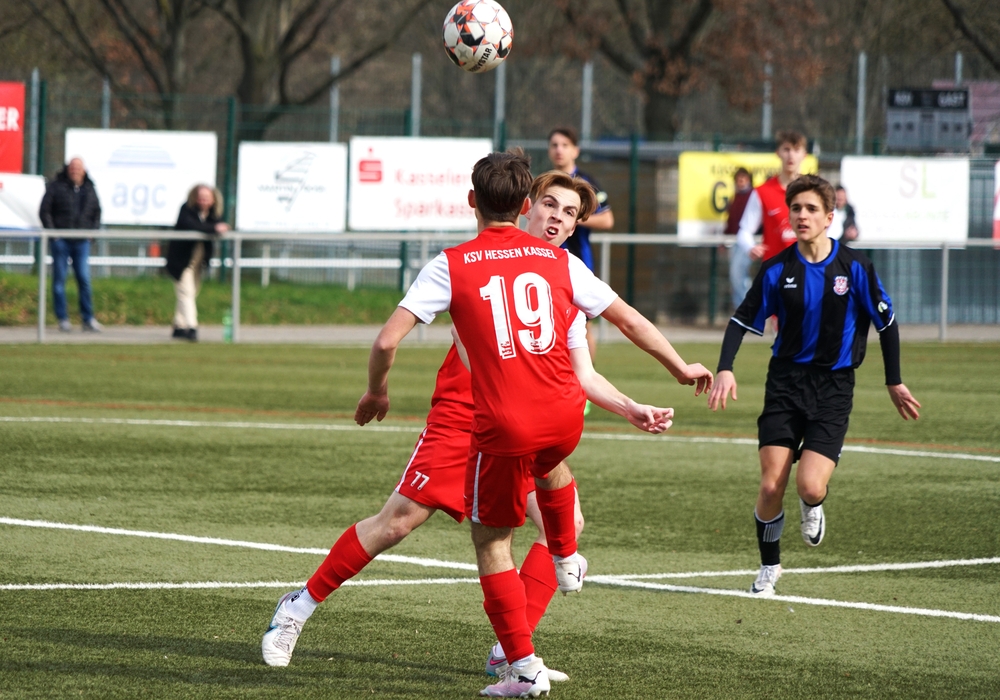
top-left (940, 0), bottom-right (1000, 73)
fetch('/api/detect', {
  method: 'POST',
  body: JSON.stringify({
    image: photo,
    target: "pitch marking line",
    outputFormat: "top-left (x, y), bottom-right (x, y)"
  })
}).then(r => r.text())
top-left (0, 579), bottom-right (479, 592)
top-left (604, 557), bottom-right (1000, 580)
top-left (3, 416), bottom-right (999, 463)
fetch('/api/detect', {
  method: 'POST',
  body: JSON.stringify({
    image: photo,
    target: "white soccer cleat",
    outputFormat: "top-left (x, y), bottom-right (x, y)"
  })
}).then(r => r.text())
top-left (480, 655), bottom-right (551, 697)
top-left (554, 553), bottom-right (588, 595)
top-left (800, 499), bottom-right (826, 547)
top-left (749, 564), bottom-right (782, 597)
top-left (485, 645), bottom-right (569, 682)
top-left (261, 590), bottom-right (306, 667)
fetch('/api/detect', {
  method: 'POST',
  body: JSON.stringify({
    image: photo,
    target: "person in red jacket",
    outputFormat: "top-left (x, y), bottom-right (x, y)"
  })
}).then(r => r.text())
top-left (736, 131), bottom-right (808, 262)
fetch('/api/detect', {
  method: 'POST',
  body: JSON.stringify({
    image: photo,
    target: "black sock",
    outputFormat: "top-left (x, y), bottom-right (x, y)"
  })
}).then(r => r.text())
top-left (755, 510), bottom-right (784, 566)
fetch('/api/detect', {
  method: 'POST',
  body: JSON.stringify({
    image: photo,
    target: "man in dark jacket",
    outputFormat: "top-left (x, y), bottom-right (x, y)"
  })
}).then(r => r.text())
top-left (39, 158), bottom-right (102, 332)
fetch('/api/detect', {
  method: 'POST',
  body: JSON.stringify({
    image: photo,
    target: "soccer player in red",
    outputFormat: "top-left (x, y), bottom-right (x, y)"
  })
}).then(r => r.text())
top-left (353, 152), bottom-right (712, 697)
top-left (736, 130), bottom-right (809, 262)
top-left (260, 170), bottom-right (674, 684)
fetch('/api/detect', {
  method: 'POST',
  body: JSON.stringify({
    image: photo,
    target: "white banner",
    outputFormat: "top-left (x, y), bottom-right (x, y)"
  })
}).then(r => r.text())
top-left (236, 142), bottom-right (347, 232)
top-left (348, 137), bottom-right (491, 231)
top-left (0, 173), bottom-right (45, 229)
top-left (840, 156), bottom-right (969, 243)
top-left (64, 128), bottom-right (217, 226)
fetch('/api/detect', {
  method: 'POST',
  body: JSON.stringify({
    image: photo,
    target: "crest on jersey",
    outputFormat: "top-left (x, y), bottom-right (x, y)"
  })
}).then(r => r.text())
top-left (833, 276), bottom-right (849, 295)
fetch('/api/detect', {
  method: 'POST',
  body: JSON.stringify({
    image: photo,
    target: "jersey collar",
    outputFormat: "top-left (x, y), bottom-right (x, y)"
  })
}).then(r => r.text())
top-left (794, 238), bottom-right (838, 267)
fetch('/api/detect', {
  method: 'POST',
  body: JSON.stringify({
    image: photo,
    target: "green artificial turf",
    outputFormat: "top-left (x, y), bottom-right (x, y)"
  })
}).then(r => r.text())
top-left (1, 343), bottom-right (998, 698)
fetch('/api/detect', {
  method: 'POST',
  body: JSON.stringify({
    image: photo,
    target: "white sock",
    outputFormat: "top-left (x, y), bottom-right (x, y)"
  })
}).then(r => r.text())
top-left (283, 587), bottom-right (320, 620)
top-left (511, 653), bottom-right (538, 669)
top-left (492, 641), bottom-right (505, 660)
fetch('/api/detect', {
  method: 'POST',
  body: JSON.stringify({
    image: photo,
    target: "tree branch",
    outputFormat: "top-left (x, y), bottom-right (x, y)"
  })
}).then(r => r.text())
top-left (96, 0), bottom-right (168, 95)
top-left (940, 0), bottom-right (1000, 73)
top-left (278, 0), bottom-right (328, 56)
top-left (615, 0), bottom-right (649, 51)
top-left (667, 0), bottom-right (713, 59)
top-left (558, 0), bottom-right (641, 75)
top-left (0, 12), bottom-right (37, 42)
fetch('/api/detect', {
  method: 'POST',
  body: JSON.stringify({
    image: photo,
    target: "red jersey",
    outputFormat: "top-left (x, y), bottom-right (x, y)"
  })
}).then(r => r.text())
top-left (425, 344), bottom-right (474, 431)
top-left (756, 176), bottom-right (797, 260)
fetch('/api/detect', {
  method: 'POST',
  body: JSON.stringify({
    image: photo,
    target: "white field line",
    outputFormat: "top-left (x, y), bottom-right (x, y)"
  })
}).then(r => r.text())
top-left (588, 576), bottom-right (1000, 624)
top-left (0, 518), bottom-right (478, 572)
top-left (603, 557), bottom-right (1000, 580)
top-left (0, 578), bottom-right (479, 592)
top-left (3, 415), bottom-right (1000, 463)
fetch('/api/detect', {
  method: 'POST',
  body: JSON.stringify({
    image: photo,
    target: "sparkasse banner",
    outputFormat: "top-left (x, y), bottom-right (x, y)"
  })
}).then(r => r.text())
top-left (236, 142), bottom-right (347, 232)
top-left (840, 156), bottom-right (969, 243)
top-left (348, 136), bottom-right (491, 231)
top-left (0, 82), bottom-right (25, 173)
top-left (677, 151), bottom-right (818, 240)
top-left (64, 128), bottom-right (217, 226)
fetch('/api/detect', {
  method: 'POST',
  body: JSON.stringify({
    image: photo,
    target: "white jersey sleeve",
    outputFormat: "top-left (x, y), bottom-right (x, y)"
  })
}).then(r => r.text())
top-left (398, 252), bottom-right (451, 324)
top-left (567, 310), bottom-right (588, 350)
top-left (736, 189), bottom-right (762, 253)
top-left (567, 254), bottom-right (618, 318)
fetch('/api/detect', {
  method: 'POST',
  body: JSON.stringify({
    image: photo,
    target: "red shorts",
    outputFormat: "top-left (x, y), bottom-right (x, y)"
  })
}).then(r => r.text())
top-left (395, 424), bottom-right (471, 522)
top-left (463, 427), bottom-right (583, 528)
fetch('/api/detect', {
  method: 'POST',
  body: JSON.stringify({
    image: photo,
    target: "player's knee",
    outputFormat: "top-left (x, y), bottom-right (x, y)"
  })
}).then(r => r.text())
top-left (798, 481), bottom-right (827, 505)
top-left (759, 480), bottom-right (785, 503)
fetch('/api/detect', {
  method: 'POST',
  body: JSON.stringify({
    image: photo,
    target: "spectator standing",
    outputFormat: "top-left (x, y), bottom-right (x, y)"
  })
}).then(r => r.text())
top-left (828, 185), bottom-right (859, 241)
top-left (39, 157), bottom-right (102, 332)
top-left (166, 185), bottom-right (228, 342)
top-left (725, 167), bottom-right (755, 308)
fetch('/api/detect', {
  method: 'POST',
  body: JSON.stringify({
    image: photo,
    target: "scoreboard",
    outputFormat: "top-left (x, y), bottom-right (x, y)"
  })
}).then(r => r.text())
top-left (886, 88), bottom-right (970, 151)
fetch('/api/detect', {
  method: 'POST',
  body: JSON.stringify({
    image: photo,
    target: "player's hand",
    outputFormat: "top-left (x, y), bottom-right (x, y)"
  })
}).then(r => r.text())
top-left (625, 401), bottom-right (674, 434)
top-left (708, 370), bottom-right (737, 411)
top-left (677, 363), bottom-right (713, 396)
top-left (887, 383), bottom-right (920, 420)
top-left (750, 244), bottom-right (765, 261)
top-left (355, 391), bottom-right (390, 425)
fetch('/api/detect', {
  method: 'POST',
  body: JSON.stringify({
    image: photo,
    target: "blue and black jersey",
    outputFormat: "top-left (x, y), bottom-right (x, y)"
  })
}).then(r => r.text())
top-left (560, 169), bottom-right (610, 272)
top-left (728, 240), bottom-right (896, 373)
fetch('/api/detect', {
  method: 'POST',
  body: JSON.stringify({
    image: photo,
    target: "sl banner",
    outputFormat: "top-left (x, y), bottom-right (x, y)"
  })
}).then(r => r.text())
top-left (678, 152), bottom-right (818, 240)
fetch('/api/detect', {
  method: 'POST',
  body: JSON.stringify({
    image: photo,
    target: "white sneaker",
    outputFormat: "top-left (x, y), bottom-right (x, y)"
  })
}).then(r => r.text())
top-left (800, 499), bottom-right (825, 547)
top-left (58, 319), bottom-right (72, 332)
top-left (261, 590), bottom-right (306, 667)
top-left (82, 318), bottom-right (103, 332)
top-left (485, 645), bottom-right (569, 682)
top-left (480, 656), bottom-right (551, 697)
top-left (749, 564), bottom-right (782, 596)
top-left (553, 553), bottom-right (588, 595)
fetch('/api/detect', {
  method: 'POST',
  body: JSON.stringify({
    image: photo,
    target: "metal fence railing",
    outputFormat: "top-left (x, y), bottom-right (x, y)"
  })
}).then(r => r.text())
top-left (2, 229), bottom-right (997, 344)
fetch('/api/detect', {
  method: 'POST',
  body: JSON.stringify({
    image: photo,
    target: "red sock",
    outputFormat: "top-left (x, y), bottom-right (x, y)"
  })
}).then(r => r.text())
top-left (535, 480), bottom-right (577, 557)
top-left (519, 543), bottom-right (557, 633)
top-left (306, 524), bottom-right (373, 602)
top-left (481, 569), bottom-right (533, 663)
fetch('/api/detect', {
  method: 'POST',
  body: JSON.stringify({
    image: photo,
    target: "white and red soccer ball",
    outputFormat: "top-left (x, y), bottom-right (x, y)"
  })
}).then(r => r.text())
top-left (442, 0), bottom-right (513, 73)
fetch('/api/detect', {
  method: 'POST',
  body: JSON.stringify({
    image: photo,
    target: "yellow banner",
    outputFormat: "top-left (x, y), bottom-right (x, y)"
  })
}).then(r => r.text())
top-left (678, 152), bottom-right (818, 239)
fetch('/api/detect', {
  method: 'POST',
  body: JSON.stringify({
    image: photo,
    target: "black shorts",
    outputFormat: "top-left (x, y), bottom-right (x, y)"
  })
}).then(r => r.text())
top-left (757, 358), bottom-right (854, 464)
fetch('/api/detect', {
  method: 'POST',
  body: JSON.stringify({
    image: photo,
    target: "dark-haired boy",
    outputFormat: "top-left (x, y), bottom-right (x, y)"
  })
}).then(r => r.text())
top-left (708, 175), bottom-right (921, 597)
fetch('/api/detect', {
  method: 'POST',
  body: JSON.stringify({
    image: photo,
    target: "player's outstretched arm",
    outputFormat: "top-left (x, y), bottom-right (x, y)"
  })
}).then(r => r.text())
top-left (355, 307), bottom-right (419, 425)
top-left (887, 384), bottom-right (921, 420)
top-left (599, 298), bottom-right (713, 395)
top-left (570, 347), bottom-right (673, 434)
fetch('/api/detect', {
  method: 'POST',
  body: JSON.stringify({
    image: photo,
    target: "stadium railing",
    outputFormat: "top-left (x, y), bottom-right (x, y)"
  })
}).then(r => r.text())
top-left (1, 229), bottom-right (996, 344)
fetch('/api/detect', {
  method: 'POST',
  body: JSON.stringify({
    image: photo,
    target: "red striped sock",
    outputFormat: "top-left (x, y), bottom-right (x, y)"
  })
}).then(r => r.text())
top-left (306, 524), bottom-right (373, 602)
top-left (519, 543), bottom-right (557, 633)
top-left (481, 569), bottom-right (533, 663)
top-left (535, 480), bottom-right (577, 557)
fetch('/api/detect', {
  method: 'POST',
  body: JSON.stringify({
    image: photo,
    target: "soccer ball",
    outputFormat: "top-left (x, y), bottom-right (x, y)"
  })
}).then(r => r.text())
top-left (442, 0), bottom-right (513, 74)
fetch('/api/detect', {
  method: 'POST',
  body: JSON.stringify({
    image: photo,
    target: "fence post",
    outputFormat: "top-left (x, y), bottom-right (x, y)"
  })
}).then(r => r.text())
top-left (939, 242), bottom-right (949, 341)
top-left (626, 132), bottom-right (639, 305)
top-left (28, 69), bottom-right (39, 174)
top-left (221, 96), bottom-right (238, 283)
top-left (36, 80), bottom-right (47, 176)
top-left (232, 236), bottom-right (241, 343)
top-left (37, 231), bottom-right (47, 343)
top-left (399, 240), bottom-right (409, 292)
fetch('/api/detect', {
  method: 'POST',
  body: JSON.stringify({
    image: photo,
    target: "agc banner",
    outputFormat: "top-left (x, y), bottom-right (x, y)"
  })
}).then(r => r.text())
top-left (236, 142), bottom-right (347, 232)
top-left (840, 156), bottom-right (968, 243)
top-left (64, 128), bottom-right (217, 226)
top-left (348, 137), bottom-right (491, 231)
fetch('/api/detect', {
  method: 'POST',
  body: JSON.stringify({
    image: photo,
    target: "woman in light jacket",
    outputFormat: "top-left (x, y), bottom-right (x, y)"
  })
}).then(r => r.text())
top-left (166, 185), bottom-right (229, 341)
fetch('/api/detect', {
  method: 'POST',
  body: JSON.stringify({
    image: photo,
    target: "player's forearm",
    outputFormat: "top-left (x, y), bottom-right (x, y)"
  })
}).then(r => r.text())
top-left (604, 301), bottom-right (689, 379)
top-left (878, 321), bottom-right (902, 385)
top-left (575, 364), bottom-right (632, 417)
top-left (582, 209), bottom-right (614, 230)
top-left (717, 321), bottom-right (747, 373)
top-left (367, 341), bottom-right (397, 394)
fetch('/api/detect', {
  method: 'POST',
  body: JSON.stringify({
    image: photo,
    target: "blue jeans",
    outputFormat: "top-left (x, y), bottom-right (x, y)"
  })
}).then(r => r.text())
top-left (729, 244), bottom-right (752, 310)
top-left (50, 238), bottom-right (94, 323)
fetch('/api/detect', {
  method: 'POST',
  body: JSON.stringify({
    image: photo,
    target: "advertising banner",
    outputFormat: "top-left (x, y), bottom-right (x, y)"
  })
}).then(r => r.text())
top-left (236, 142), bottom-right (347, 232)
top-left (64, 128), bottom-right (217, 226)
top-left (0, 173), bottom-right (45, 229)
top-left (840, 156), bottom-right (969, 243)
top-left (0, 82), bottom-right (25, 173)
top-left (994, 160), bottom-right (1000, 241)
top-left (677, 151), bottom-right (818, 240)
top-left (348, 136), bottom-right (491, 231)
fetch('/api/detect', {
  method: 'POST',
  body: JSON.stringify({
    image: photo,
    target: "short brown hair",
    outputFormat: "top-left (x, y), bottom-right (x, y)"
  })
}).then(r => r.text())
top-left (775, 130), bottom-right (807, 150)
top-left (471, 149), bottom-right (533, 223)
top-left (529, 170), bottom-right (598, 221)
top-left (186, 184), bottom-right (224, 218)
top-left (785, 175), bottom-right (835, 213)
top-left (547, 127), bottom-right (579, 146)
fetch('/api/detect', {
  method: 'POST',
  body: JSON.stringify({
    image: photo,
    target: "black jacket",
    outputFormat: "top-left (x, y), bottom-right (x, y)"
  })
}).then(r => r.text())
top-left (39, 167), bottom-right (101, 230)
top-left (166, 204), bottom-right (222, 281)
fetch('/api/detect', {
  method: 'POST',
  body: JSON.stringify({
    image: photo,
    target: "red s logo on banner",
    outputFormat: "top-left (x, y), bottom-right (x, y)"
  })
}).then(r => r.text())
top-left (0, 82), bottom-right (25, 173)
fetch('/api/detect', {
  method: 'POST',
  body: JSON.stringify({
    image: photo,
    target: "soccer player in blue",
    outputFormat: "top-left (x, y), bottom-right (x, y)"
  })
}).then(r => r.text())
top-left (707, 175), bottom-right (921, 596)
